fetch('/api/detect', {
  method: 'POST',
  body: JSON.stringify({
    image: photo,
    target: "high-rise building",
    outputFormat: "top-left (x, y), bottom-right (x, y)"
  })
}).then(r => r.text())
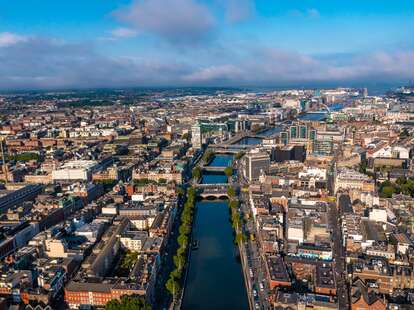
top-left (191, 124), bottom-right (202, 149)
top-left (244, 150), bottom-right (270, 181)
top-left (280, 131), bottom-right (289, 145)
top-left (272, 145), bottom-right (306, 163)
top-left (313, 139), bottom-right (334, 156)
top-left (299, 125), bottom-right (307, 139)
top-left (290, 126), bottom-right (298, 140)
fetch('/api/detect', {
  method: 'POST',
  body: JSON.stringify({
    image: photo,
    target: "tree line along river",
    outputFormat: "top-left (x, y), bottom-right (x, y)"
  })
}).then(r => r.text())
top-left (182, 155), bottom-right (248, 310)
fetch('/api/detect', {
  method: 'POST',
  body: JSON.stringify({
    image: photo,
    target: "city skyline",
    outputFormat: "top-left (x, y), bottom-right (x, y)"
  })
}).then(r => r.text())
top-left (1, 0), bottom-right (414, 90)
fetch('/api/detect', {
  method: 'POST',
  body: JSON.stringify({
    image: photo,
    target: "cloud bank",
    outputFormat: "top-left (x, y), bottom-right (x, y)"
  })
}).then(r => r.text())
top-left (0, 33), bottom-right (413, 90)
top-left (114, 0), bottom-right (215, 45)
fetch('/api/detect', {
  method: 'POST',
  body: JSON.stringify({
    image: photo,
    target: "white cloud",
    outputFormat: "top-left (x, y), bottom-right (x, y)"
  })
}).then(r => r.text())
top-left (110, 27), bottom-right (139, 38)
top-left (218, 0), bottom-right (255, 23)
top-left (114, 0), bottom-right (215, 45)
top-left (0, 32), bottom-right (27, 47)
top-left (0, 35), bottom-right (413, 89)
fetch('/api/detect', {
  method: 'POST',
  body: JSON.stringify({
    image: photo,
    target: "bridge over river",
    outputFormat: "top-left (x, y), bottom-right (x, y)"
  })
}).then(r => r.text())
top-left (202, 166), bottom-right (226, 172)
top-left (194, 183), bottom-right (232, 199)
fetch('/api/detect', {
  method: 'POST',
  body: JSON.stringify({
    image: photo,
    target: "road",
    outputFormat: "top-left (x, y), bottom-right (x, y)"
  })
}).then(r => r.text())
top-left (328, 202), bottom-right (350, 310)
top-left (236, 160), bottom-right (270, 310)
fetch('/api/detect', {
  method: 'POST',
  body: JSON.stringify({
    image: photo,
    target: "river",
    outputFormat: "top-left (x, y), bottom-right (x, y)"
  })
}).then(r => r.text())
top-left (182, 155), bottom-right (248, 310)
top-left (234, 137), bottom-right (262, 145)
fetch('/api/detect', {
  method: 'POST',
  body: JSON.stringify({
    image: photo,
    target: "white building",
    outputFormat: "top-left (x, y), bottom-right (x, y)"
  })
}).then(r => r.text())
top-left (52, 160), bottom-right (99, 182)
top-left (119, 231), bottom-right (147, 252)
top-left (244, 149), bottom-right (270, 182)
top-left (369, 208), bottom-right (387, 223)
top-left (371, 146), bottom-right (409, 159)
top-left (191, 124), bottom-right (202, 149)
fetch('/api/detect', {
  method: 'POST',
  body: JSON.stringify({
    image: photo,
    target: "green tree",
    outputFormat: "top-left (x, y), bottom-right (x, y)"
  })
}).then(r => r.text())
top-left (187, 186), bottom-right (196, 198)
top-left (7, 152), bottom-right (40, 162)
top-left (235, 233), bottom-right (246, 245)
top-left (381, 186), bottom-right (396, 198)
top-left (192, 167), bottom-right (202, 180)
top-left (177, 234), bottom-right (188, 248)
top-left (182, 132), bottom-right (189, 140)
top-left (170, 268), bottom-right (182, 280)
top-left (179, 223), bottom-right (191, 235)
top-left (227, 187), bottom-right (236, 198)
top-left (105, 296), bottom-right (151, 310)
top-left (229, 200), bottom-right (240, 210)
top-left (173, 254), bottom-right (185, 270)
top-left (235, 151), bottom-right (245, 160)
top-left (121, 251), bottom-right (138, 270)
top-left (166, 277), bottom-right (181, 299)
top-left (106, 299), bottom-right (121, 310)
top-left (224, 167), bottom-right (233, 177)
top-left (202, 150), bottom-right (215, 163)
top-left (176, 187), bottom-right (185, 197)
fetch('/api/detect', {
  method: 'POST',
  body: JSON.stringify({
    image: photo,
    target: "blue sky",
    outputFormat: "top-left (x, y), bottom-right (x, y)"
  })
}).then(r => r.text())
top-left (0, 0), bottom-right (414, 89)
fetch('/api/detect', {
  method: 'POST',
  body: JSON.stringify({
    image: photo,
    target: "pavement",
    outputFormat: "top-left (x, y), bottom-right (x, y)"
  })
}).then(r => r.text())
top-left (237, 166), bottom-right (270, 310)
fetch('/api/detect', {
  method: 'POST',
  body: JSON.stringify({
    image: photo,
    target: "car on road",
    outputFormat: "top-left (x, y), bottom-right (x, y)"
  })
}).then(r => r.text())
top-left (253, 289), bottom-right (258, 298)
top-left (255, 302), bottom-right (260, 309)
top-left (259, 282), bottom-right (264, 291)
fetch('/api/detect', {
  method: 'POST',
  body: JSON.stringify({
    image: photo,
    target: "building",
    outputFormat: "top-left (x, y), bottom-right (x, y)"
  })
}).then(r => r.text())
top-left (265, 256), bottom-right (291, 289)
top-left (52, 160), bottom-right (99, 182)
top-left (272, 145), bottom-right (306, 163)
top-left (0, 184), bottom-right (43, 214)
top-left (244, 149), bottom-right (270, 181)
top-left (334, 168), bottom-right (373, 194)
top-left (314, 264), bottom-right (336, 296)
top-left (191, 124), bottom-right (202, 149)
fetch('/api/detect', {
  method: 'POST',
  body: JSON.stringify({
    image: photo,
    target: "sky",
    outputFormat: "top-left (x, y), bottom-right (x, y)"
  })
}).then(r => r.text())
top-left (0, 0), bottom-right (414, 90)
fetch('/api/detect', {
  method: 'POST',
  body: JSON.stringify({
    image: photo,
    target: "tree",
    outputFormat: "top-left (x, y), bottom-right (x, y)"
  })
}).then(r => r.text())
top-left (170, 268), bottom-right (182, 280)
top-left (192, 167), bottom-right (202, 180)
top-left (176, 187), bottom-right (185, 197)
top-left (106, 299), bottom-right (121, 310)
top-left (182, 132), bottom-right (189, 140)
top-left (235, 233), bottom-right (245, 245)
top-left (229, 200), bottom-right (239, 210)
top-left (400, 128), bottom-right (409, 138)
top-left (202, 150), bottom-right (215, 163)
top-left (7, 152), bottom-right (40, 162)
top-left (227, 187), bottom-right (236, 198)
top-left (381, 186), bottom-right (396, 198)
top-left (121, 251), bottom-right (138, 270)
top-left (177, 234), bottom-right (188, 248)
top-left (173, 254), bottom-right (185, 270)
top-left (224, 167), bottom-right (233, 177)
top-left (166, 277), bottom-right (181, 299)
top-left (187, 186), bottom-right (196, 198)
top-left (105, 296), bottom-right (151, 310)
top-left (179, 223), bottom-right (191, 235)
top-left (235, 151), bottom-right (245, 160)
top-left (359, 160), bottom-right (367, 174)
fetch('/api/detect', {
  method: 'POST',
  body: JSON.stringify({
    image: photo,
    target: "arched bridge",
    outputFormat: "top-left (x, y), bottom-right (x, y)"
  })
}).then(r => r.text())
top-left (194, 184), bottom-right (231, 199)
top-left (202, 166), bottom-right (227, 172)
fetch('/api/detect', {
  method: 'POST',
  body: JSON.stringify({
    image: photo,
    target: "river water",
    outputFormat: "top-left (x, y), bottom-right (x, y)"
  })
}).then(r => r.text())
top-left (234, 137), bottom-right (262, 145)
top-left (182, 155), bottom-right (248, 310)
